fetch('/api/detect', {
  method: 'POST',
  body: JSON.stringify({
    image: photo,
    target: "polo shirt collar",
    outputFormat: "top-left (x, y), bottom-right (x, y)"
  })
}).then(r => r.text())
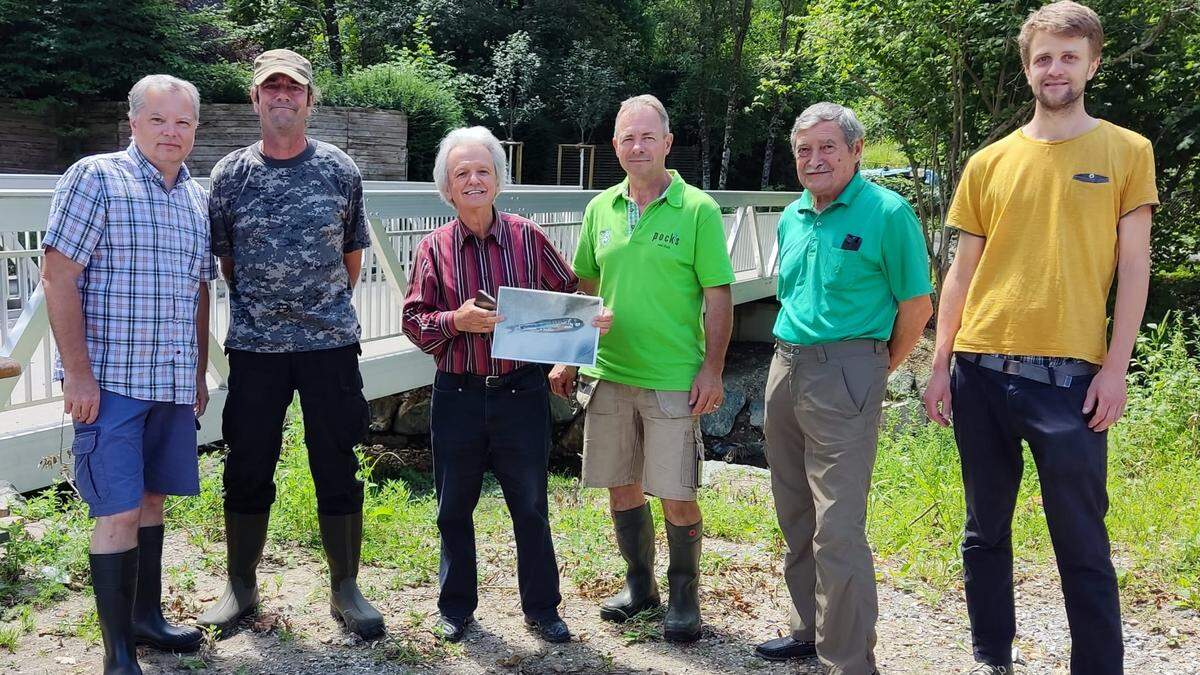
top-left (126, 141), bottom-right (191, 188)
top-left (454, 207), bottom-right (508, 249)
top-left (798, 171), bottom-right (866, 213)
top-left (613, 169), bottom-right (685, 208)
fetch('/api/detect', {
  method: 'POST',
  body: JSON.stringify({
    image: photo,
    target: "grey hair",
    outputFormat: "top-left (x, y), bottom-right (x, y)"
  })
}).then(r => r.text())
top-left (614, 94), bottom-right (671, 135)
top-left (127, 74), bottom-right (201, 121)
top-left (433, 126), bottom-right (509, 207)
top-left (790, 102), bottom-right (865, 152)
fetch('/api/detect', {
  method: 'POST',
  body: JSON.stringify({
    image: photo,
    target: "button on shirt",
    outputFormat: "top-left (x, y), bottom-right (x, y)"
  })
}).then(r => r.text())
top-left (402, 210), bottom-right (579, 375)
top-left (43, 142), bottom-right (216, 404)
top-left (773, 172), bottom-right (932, 345)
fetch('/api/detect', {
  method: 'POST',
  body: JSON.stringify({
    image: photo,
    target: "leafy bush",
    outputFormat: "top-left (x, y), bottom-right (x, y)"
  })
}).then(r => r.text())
top-left (1146, 267), bottom-right (1200, 331)
top-left (318, 61), bottom-right (465, 181)
top-left (181, 60), bottom-right (252, 104)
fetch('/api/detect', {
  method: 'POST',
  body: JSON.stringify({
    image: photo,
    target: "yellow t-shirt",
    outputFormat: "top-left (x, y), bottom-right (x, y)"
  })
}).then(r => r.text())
top-left (947, 120), bottom-right (1159, 365)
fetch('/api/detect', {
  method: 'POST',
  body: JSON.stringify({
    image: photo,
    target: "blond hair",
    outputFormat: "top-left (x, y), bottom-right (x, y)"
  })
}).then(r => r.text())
top-left (1018, 1), bottom-right (1104, 67)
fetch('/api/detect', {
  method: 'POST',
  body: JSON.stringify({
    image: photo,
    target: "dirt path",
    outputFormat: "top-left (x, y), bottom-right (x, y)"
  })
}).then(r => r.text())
top-left (6, 525), bottom-right (1199, 675)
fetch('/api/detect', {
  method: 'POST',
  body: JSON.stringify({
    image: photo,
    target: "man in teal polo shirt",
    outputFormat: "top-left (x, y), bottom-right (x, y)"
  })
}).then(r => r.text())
top-left (754, 102), bottom-right (931, 673)
top-left (549, 94), bottom-right (734, 643)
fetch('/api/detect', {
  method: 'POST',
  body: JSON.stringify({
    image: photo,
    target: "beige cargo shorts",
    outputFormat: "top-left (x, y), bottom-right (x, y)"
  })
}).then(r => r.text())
top-left (577, 376), bottom-right (704, 500)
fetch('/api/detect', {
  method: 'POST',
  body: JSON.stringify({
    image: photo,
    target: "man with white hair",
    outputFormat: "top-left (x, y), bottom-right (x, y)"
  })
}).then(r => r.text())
top-left (197, 49), bottom-right (383, 640)
top-left (42, 73), bottom-right (212, 674)
top-left (755, 102), bottom-right (931, 673)
top-left (549, 94), bottom-right (735, 643)
top-left (402, 125), bottom-right (605, 644)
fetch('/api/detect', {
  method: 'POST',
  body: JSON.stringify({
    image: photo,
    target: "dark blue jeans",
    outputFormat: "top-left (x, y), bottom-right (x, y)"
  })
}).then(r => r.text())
top-left (429, 365), bottom-right (562, 622)
top-left (951, 355), bottom-right (1121, 673)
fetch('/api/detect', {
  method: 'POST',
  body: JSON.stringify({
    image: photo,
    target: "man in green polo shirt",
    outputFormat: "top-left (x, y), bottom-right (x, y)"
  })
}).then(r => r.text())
top-left (549, 94), bottom-right (734, 643)
top-left (753, 102), bottom-right (931, 673)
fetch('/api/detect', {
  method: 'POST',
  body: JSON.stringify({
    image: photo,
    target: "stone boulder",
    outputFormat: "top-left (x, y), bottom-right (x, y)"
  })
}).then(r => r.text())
top-left (390, 387), bottom-right (432, 436)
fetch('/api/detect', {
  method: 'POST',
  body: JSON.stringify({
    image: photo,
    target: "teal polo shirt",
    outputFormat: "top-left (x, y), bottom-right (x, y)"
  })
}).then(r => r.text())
top-left (773, 172), bottom-right (931, 345)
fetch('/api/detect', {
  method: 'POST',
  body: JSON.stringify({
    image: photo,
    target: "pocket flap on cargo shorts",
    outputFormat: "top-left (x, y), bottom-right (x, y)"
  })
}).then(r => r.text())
top-left (70, 430), bottom-right (98, 456)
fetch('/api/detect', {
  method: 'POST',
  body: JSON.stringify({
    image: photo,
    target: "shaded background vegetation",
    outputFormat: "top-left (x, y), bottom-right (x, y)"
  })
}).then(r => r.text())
top-left (0, 0), bottom-right (1196, 314)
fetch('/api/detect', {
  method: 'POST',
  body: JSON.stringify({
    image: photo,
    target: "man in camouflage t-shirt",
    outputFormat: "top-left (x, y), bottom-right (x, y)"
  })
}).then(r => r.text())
top-left (198, 49), bottom-right (383, 639)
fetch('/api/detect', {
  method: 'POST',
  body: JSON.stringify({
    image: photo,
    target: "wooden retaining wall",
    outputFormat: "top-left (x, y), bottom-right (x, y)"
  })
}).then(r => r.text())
top-left (0, 100), bottom-right (407, 180)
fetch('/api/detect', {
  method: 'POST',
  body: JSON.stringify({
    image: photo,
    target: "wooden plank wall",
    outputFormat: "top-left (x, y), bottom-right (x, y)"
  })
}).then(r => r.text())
top-left (0, 100), bottom-right (408, 180)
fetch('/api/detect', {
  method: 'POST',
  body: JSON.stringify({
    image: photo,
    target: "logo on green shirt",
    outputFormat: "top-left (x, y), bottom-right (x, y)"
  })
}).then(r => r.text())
top-left (599, 229), bottom-right (612, 247)
top-left (650, 231), bottom-right (680, 248)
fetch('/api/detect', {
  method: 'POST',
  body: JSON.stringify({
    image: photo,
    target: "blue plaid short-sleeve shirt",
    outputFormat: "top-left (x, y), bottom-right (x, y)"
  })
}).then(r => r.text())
top-left (43, 142), bottom-right (216, 404)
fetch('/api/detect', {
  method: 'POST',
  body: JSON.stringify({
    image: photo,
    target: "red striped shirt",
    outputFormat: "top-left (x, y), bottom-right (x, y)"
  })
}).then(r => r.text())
top-left (401, 210), bottom-right (579, 375)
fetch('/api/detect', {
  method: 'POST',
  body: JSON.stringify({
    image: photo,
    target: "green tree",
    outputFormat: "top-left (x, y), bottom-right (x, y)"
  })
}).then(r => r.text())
top-left (465, 30), bottom-right (545, 141)
top-left (556, 41), bottom-right (624, 143)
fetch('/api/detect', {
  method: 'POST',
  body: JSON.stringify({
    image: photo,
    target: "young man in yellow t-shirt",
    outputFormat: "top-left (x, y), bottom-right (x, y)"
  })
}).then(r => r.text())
top-left (923, 3), bottom-right (1158, 674)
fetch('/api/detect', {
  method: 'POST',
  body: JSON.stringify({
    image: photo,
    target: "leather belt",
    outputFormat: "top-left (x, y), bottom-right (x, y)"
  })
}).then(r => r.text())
top-left (959, 353), bottom-right (1098, 388)
top-left (438, 363), bottom-right (543, 390)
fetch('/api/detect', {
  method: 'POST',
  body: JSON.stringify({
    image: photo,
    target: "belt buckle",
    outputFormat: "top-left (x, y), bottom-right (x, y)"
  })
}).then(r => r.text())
top-left (484, 375), bottom-right (502, 388)
top-left (1001, 359), bottom-right (1022, 375)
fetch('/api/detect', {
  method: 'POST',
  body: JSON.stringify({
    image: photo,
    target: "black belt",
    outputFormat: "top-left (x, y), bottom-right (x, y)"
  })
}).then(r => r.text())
top-left (437, 363), bottom-right (543, 390)
top-left (959, 353), bottom-right (1098, 388)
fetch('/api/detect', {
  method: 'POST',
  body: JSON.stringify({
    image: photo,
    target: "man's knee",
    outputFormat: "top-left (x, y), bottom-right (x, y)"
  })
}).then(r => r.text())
top-left (661, 497), bottom-right (701, 526)
top-left (608, 484), bottom-right (646, 512)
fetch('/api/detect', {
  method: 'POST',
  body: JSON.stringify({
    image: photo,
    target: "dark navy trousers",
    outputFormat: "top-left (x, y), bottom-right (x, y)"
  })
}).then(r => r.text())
top-left (429, 365), bottom-right (562, 622)
top-left (951, 356), bottom-right (1122, 674)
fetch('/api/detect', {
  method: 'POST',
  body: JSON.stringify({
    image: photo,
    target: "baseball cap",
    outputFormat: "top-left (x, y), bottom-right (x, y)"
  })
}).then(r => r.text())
top-left (252, 49), bottom-right (313, 87)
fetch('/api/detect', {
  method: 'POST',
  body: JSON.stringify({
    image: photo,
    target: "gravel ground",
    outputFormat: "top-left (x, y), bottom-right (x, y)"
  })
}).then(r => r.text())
top-left (5, 526), bottom-right (1199, 675)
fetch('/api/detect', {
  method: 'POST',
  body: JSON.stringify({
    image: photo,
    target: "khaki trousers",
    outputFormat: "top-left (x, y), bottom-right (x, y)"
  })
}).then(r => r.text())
top-left (763, 339), bottom-right (889, 675)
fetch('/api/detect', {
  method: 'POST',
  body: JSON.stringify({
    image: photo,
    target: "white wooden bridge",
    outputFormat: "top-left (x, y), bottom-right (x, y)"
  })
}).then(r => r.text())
top-left (0, 175), bottom-right (795, 492)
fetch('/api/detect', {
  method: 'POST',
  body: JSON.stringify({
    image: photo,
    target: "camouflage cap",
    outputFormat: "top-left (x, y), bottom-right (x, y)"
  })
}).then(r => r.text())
top-left (252, 49), bottom-right (313, 87)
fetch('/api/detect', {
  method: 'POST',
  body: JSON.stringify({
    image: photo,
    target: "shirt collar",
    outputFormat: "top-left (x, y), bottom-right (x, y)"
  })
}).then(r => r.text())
top-left (613, 169), bottom-right (685, 208)
top-left (797, 171), bottom-right (866, 214)
top-left (126, 141), bottom-right (191, 188)
top-left (454, 207), bottom-right (509, 249)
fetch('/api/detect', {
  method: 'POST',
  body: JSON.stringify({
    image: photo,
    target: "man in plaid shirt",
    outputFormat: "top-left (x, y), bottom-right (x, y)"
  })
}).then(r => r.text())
top-left (41, 74), bottom-right (214, 675)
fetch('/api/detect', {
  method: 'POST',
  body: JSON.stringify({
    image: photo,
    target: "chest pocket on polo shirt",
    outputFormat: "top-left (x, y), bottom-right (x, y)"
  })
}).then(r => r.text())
top-left (819, 245), bottom-right (869, 290)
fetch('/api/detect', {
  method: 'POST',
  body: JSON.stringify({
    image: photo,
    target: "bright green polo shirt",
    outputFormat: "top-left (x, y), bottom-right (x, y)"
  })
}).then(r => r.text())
top-left (574, 170), bottom-right (735, 391)
top-left (773, 172), bottom-right (932, 345)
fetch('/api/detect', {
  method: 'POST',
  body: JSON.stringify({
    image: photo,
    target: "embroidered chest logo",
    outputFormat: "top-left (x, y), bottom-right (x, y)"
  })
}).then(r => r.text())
top-left (650, 231), bottom-right (681, 249)
top-left (1072, 173), bottom-right (1110, 184)
top-left (599, 229), bottom-right (612, 248)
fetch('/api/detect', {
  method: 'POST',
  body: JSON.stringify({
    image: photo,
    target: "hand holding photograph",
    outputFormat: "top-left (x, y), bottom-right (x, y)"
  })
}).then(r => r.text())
top-left (491, 287), bottom-right (602, 367)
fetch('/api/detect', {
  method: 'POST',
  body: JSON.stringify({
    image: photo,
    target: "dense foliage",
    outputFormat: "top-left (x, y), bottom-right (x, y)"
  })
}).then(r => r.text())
top-left (0, 0), bottom-right (1196, 309)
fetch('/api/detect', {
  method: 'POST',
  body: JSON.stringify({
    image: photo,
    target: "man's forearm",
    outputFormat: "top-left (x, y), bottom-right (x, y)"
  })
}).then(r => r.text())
top-left (702, 286), bottom-right (733, 371)
top-left (1104, 256), bottom-right (1150, 374)
top-left (196, 282), bottom-right (210, 376)
top-left (44, 279), bottom-right (93, 379)
top-left (344, 250), bottom-right (363, 290)
top-left (888, 296), bottom-right (932, 370)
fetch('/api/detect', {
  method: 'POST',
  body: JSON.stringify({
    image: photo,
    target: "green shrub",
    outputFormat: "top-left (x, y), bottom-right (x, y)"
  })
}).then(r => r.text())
top-left (182, 60), bottom-right (252, 104)
top-left (1145, 267), bottom-right (1200, 332)
top-left (318, 61), bottom-right (465, 181)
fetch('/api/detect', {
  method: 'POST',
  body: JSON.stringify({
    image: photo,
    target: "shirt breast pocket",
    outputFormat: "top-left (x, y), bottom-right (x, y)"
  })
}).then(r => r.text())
top-left (820, 246), bottom-right (869, 290)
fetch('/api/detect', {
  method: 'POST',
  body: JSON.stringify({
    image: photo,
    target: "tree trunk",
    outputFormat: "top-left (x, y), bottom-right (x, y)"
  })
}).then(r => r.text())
top-left (699, 104), bottom-right (712, 190)
top-left (760, 98), bottom-right (786, 189)
top-left (321, 0), bottom-right (343, 76)
top-left (717, 0), bottom-right (753, 190)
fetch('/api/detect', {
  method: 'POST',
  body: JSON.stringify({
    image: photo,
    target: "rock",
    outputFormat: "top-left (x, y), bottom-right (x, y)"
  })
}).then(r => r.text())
top-left (748, 398), bottom-right (765, 428)
top-left (390, 388), bottom-right (432, 436)
top-left (555, 413), bottom-right (585, 458)
top-left (702, 460), bottom-right (770, 485)
top-left (701, 389), bottom-right (746, 437)
top-left (0, 480), bottom-right (21, 518)
top-left (368, 395), bottom-right (402, 433)
top-left (887, 369), bottom-right (917, 400)
top-left (549, 394), bottom-right (580, 425)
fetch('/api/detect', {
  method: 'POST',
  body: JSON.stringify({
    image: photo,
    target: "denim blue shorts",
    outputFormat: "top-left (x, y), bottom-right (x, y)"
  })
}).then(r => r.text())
top-left (71, 389), bottom-right (200, 517)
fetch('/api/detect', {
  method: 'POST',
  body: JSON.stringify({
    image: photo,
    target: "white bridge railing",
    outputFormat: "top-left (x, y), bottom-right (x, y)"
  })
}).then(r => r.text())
top-left (0, 181), bottom-right (793, 413)
top-left (0, 178), bottom-right (795, 491)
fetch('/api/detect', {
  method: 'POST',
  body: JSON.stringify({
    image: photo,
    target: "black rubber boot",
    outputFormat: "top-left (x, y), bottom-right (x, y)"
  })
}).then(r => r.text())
top-left (599, 503), bottom-right (660, 622)
top-left (131, 525), bottom-right (202, 652)
top-left (91, 548), bottom-right (143, 675)
top-left (319, 512), bottom-right (385, 639)
top-left (197, 511), bottom-right (268, 636)
top-left (663, 518), bottom-right (703, 643)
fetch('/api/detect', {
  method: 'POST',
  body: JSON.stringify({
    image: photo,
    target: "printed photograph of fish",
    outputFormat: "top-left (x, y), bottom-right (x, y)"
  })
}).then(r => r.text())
top-left (491, 287), bottom-right (601, 367)
top-left (505, 317), bottom-right (585, 333)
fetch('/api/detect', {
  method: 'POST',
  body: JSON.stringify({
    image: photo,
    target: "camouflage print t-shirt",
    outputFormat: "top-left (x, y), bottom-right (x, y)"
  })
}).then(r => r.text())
top-left (209, 139), bottom-right (371, 353)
